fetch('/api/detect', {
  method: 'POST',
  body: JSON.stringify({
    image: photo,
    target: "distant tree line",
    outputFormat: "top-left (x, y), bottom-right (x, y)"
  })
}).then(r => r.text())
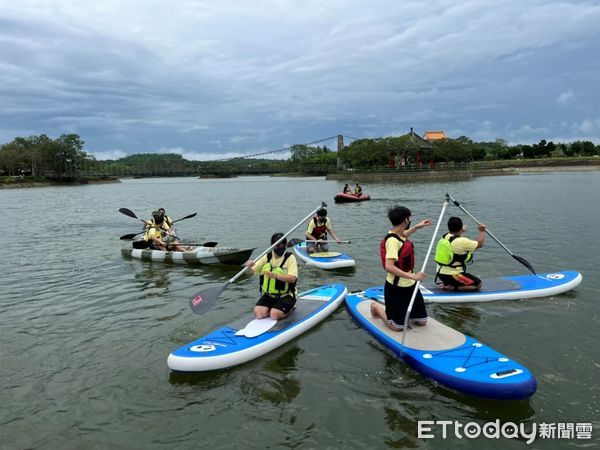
top-left (338, 135), bottom-right (599, 169)
top-left (1, 133), bottom-right (598, 178)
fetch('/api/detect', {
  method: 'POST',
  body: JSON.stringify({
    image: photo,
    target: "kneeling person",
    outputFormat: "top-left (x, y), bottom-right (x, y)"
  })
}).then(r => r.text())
top-left (245, 233), bottom-right (298, 320)
top-left (371, 206), bottom-right (432, 331)
top-left (434, 216), bottom-right (486, 291)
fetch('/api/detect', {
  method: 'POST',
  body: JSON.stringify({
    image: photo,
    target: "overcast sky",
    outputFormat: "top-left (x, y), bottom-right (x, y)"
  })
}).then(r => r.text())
top-left (1, 0), bottom-right (599, 160)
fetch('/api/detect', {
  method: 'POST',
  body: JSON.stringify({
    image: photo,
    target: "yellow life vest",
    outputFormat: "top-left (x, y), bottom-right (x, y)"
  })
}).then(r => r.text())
top-left (259, 252), bottom-right (295, 296)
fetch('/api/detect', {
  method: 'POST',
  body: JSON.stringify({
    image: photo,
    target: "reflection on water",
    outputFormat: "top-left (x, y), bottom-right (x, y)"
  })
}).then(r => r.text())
top-left (134, 264), bottom-right (172, 292)
top-left (240, 346), bottom-right (303, 406)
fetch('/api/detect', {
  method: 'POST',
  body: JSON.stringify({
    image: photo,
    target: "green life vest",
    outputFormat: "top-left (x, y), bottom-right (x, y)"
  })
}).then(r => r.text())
top-left (259, 252), bottom-right (295, 296)
top-left (434, 233), bottom-right (473, 270)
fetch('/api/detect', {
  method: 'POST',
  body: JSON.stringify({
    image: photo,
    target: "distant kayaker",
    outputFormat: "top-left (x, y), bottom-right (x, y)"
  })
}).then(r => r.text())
top-left (305, 208), bottom-right (341, 254)
top-left (245, 233), bottom-right (298, 320)
top-left (370, 206), bottom-right (432, 331)
top-left (354, 182), bottom-right (363, 196)
top-left (144, 211), bottom-right (188, 252)
top-left (343, 183), bottom-right (351, 194)
top-left (434, 217), bottom-right (486, 291)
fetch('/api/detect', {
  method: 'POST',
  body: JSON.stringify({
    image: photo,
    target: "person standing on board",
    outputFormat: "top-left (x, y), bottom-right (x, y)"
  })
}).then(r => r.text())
top-left (245, 233), bottom-right (298, 320)
top-left (354, 182), bottom-right (363, 196)
top-left (371, 206), bottom-right (432, 331)
top-left (434, 217), bottom-right (486, 291)
top-left (305, 208), bottom-right (341, 254)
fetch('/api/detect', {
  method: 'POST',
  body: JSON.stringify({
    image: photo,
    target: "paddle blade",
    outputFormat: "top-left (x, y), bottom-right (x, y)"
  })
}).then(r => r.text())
top-left (201, 242), bottom-right (218, 247)
top-left (190, 283), bottom-right (228, 314)
top-left (118, 208), bottom-right (138, 219)
top-left (172, 212), bottom-right (197, 224)
top-left (513, 255), bottom-right (536, 275)
top-left (120, 233), bottom-right (138, 240)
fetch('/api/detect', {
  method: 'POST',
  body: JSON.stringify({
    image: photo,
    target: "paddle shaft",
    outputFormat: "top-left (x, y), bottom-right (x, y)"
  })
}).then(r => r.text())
top-left (446, 195), bottom-right (513, 254)
top-left (227, 202), bottom-right (327, 285)
top-left (189, 202), bottom-right (327, 315)
top-left (446, 194), bottom-right (536, 274)
top-left (400, 200), bottom-right (449, 352)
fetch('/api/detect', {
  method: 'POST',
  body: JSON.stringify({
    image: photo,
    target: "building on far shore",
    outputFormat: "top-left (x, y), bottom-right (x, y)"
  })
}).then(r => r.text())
top-left (423, 130), bottom-right (447, 142)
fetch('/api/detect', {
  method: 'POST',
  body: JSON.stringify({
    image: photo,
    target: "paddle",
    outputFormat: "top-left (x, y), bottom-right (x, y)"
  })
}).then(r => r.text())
top-left (189, 202), bottom-right (327, 315)
top-left (446, 194), bottom-right (536, 275)
top-left (287, 238), bottom-right (351, 247)
top-left (118, 208), bottom-right (197, 240)
top-left (400, 198), bottom-right (449, 355)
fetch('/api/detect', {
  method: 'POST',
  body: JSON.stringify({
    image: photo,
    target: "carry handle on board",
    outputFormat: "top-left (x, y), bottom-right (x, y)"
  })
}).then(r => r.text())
top-left (189, 202), bottom-right (328, 315)
top-left (446, 194), bottom-right (536, 275)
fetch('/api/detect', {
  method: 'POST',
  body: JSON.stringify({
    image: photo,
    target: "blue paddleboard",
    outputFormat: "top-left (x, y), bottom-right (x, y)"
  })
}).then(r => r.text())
top-left (293, 242), bottom-right (355, 269)
top-left (345, 293), bottom-right (537, 399)
top-left (363, 271), bottom-right (582, 304)
top-left (168, 283), bottom-right (347, 372)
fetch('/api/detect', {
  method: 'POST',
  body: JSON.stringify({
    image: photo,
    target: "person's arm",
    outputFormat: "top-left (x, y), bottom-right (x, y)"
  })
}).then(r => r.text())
top-left (384, 259), bottom-right (425, 281)
top-left (306, 221), bottom-right (317, 241)
top-left (475, 223), bottom-right (486, 249)
top-left (265, 256), bottom-right (298, 283)
top-left (404, 218), bottom-right (432, 238)
top-left (327, 227), bottom-right (341, 242)
top-left (245, 255), bottom-right (266, 275)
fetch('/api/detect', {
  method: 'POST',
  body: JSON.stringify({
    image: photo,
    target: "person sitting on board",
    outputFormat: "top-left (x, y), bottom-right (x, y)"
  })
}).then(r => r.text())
top-left (158, 208), bottom-right (173, 228)
top-left (343, 183), bottom-right (351, 194)
top-left (244, 233), bottom-right (298, 320)
top-left (434, 217), bottom-right (486, 291)
top-left (370, 206), bottom-right (432, 331)
top-left (305, 208), bottom-right (341, 254)
top-left (144, 207), bottom-right (173, 231)
top-left (354, 182), bottom-right (363, 196)
top-left (144, 211), bottom-right (189, 252)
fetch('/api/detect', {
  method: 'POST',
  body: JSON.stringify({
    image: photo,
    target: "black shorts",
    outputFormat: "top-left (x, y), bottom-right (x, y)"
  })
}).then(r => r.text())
top-left (255, 293), bottom-right (297, 314)
top-left (384, 281), bottom-right (428, 328)
top-left (437, 272), bottom-right (481, 288)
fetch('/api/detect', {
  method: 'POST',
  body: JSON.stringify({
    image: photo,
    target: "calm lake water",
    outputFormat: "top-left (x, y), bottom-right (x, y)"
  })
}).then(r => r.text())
top-left (1, 172), bottom-right (599, 449)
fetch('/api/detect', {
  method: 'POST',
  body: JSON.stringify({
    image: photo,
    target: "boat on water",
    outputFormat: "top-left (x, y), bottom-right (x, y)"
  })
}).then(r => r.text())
top-left (334, 192), bottom-right (371, 203)
top-left (121, 245), bottom-right (255, 265)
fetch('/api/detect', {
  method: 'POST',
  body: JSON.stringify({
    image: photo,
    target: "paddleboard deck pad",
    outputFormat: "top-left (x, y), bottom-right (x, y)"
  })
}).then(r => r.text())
top-left (363, 271), bottom-right (582, 304)
top-left (168, 283), bottom-right (347, 372)
top-left (345, 293), bottom-right (537, 399)
top-left (293, 242), bottom-right (356, 270)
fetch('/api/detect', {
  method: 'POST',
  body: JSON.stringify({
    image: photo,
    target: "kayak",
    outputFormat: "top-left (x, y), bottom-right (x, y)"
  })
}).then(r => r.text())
top-left (121, 246), bottom-right (255, 266)
top-left (293, 242), bottom-right (356, 269)
top-left (167, 283), bottom-right (347, 372)
top-left (334, 192), bottom-right (371, 203)
top-left (362, 271), bottom-right (582, 304)
top-left (345, 293), bottom-right (537, 399)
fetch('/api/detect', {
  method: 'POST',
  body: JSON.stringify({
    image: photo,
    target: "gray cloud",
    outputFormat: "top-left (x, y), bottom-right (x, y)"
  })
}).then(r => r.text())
top-left (1, 0), bottom-right (599, 160)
